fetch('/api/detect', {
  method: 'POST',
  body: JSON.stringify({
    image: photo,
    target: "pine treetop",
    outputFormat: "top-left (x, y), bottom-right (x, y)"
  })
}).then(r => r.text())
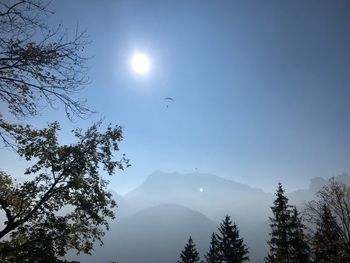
top-left (178, 236), bottom-right (202, 263)
top-left (266, 184), bottom-right (311, 263)
top-left (205, 233), bottom-right (220, 263)
top-left (215, 215), bottom-right (249, 263)
top-left (314, 204), bottom-right (342, 263)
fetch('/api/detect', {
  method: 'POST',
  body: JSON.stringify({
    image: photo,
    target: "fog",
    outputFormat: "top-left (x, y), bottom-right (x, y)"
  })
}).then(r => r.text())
top-left (68, 171), bottom-right (349, 263)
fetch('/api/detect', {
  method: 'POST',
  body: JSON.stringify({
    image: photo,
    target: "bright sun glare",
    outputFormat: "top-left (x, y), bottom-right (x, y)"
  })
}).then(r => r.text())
top-left (131, 53), bottom-right (150, 74)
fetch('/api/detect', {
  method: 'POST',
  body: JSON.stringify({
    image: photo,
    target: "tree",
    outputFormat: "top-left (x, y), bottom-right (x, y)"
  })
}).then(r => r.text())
top-left (0, 0), bottom-right (90, 121)
top-left (0, 0), bottom-right (92, 152)
top-left (312, 204), bottom-right (341, 263)
top-left (205, 233), bottom-right (221, 263)
top-left (178, 236), bottom-right (202, 263)
top-left (215, 215), bottom-right (249, 263)
top-left (0, 122), bottom-right (129, 261)
top-left (266, 184), bottom-right (311, 263)
top-left (305, 178), bottom-right (350, 261)
top-left (0, 2), bottom-right (130, 260)
top-left (0, 222), bottom-right (80, 263)
top-left (289, 206), bottom-right (310, 263)
top-left (266, 183), bottom-right (293, 263)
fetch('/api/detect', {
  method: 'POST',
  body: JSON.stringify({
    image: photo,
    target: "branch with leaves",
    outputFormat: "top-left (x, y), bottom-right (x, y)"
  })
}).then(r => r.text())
top-left (0, 122), bottom-right (130, 260)
top-left (0, 0), bottom-right (91, 119)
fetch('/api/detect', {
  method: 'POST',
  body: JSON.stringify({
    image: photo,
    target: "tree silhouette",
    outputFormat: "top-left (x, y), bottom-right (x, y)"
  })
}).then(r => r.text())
top-left (178, 236), bottom-right (202, 263)
top-left (0, 122), bottom-right (129, 261)
top-left (216, 215), bottom-right (249, 263)
top-left (266, 183), bottom-right (293, 263)
top-left (266, 183), bottom-right (311, 263)
top-left (205, 233), bottom-right (221, 263)
top-left (0, 1), bottom-right (129, 261)
top-left (0, 224), bottom-right (80, 262)
top-left (305, 178), bottom-right (350, 261)
top-left (312, 204), bottom-right (342, 263)
top-left (289, 206), bottom-right (310, 263)
top-left (0, 0), bottom-right (90, 122)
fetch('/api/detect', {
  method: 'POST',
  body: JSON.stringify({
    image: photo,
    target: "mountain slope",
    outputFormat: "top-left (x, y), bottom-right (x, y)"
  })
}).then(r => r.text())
top-left (68, 172), bottom-right (350, 263)
top-left (124, 171), bottom-right (274, 224)
top-left (71, 204), bottom-right (217, 263)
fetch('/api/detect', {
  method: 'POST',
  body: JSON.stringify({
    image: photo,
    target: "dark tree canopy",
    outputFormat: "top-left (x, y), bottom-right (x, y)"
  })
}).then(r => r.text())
top-left (289, 207), bottom-right (310, 263)
top-left (305, 178), bottom-right (350, 261)
top-left (0, 122), bottom-right (129, 261)
top-left (312, 205), bottom-right (342, 263)
top-left (0, 0), bottom-right (90, 120)
top-left (266, 183), bottom-right (310, 263)
top-left (266, 183), bottom-right (291, 263)
top-left (215, 215), bottom-right (249, 263)
top-left (205, 233), bottom-right (221, 263)
top-left (0, 1), bottom-right (129, 262)
top-left (178, 236), bottom-right (202, 263)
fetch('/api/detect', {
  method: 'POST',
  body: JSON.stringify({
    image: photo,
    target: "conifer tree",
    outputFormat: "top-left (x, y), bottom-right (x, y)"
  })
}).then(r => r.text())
top-left (205, 233), bottom-right (221, 263)
top-left (289, 206), bottom-right (310, 263)
top-left (216, 215), bottom-right (249, 263)
top-left (305, 178), bottom-right (350, 261)
top-left (178, 236), bottom-right (202, 263)
top-left (266, 183), bottom-right (293, 263)
top-left (313, 205), bottom-right (341, 263)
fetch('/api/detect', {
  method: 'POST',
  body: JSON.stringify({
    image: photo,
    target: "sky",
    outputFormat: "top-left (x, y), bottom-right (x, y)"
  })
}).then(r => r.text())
top-left (2, 0), bottom-right (350, 194)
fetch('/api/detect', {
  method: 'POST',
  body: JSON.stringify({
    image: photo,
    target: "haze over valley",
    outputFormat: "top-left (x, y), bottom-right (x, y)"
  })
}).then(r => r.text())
top-left (70, 171), bottom-right (350, 263)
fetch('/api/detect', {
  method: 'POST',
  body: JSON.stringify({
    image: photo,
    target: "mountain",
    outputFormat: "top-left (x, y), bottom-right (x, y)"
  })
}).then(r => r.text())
top-left (118, 171), bottom-right (276, 263)
top-left (69, 171), bottom-right (350, 263)
top-left (70, 204), bottom-right (216, 263)
top-left (124, 171), bottom-right (274, 224)
top-left (288, 173), bottom-right (350, 205)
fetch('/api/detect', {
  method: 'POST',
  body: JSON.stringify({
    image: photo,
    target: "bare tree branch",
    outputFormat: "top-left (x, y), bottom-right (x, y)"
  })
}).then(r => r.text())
top-left (0, 0), bottom-right (92, 120)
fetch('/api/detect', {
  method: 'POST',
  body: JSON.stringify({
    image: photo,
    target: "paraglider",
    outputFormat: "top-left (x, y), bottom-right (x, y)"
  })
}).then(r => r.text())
top-left (164, 97), bottom-right (175, 108)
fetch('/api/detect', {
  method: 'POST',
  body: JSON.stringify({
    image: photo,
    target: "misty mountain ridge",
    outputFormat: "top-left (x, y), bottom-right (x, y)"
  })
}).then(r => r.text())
top-left (120, 171), bottom-right (350, 223)
top-left (124, 171), bottom-right (350, 197)
top-left (70, 171), bottom-right (350, 263)
top-left (288, 172), bottom-right (350, 205)
top-left (123, 171), bottom-right (273, 223)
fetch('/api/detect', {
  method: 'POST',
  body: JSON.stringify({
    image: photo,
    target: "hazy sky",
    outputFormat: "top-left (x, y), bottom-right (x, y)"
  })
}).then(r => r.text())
top-left (2, 0), bottom-right (350, 194)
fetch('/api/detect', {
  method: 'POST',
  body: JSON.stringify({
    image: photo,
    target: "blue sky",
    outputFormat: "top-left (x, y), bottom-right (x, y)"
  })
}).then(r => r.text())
top-left (2, 0), bottom-right (350, 194)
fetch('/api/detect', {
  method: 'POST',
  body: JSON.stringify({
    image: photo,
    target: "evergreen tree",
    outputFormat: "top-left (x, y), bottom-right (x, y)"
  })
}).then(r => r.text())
top-left (313, 205), bottom-right (341, 263)
top-left (205, 233), bottom-right (221, 263)
top-left (305, 178), bottom-right (350, 261)
top-left (178, 236), bottom-right (202, 263)
top-left (266, 183), bottom-right (293, 263)
top-left (216, 215), bottom-right (249, 263)
top-left (289, 206), bottom-right (310, 263)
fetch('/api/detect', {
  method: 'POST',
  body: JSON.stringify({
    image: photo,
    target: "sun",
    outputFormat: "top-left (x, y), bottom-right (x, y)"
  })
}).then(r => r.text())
top-left (131, 53), bottom-right (150, 74)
